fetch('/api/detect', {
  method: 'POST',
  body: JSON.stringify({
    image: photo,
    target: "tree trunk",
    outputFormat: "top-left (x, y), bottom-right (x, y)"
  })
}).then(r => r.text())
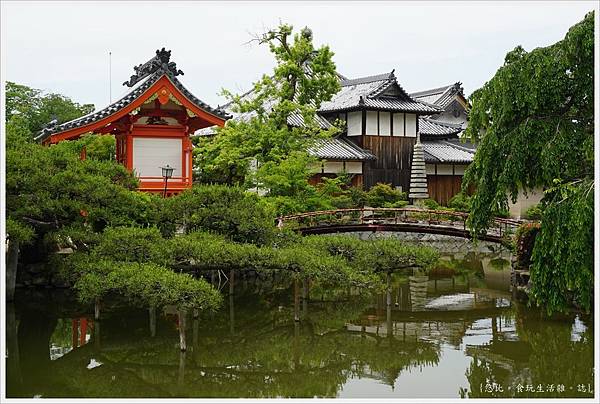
top-left (386, 272), bottom-right (392, 307)
top-left (149, 306), bottom-right (156, 338)
top-left (178, 309), bottom-right (187, 351)
top-left (193, 309), bottom-right (199, 347)
top-left (178, 351), bottom-right (186, 386)
top-left (302, 278), bottom-right (309, 317)
top-left (386, 272), bottom-right (393, 337)
top-left (94, 298), bottom-right (101, 320)
top-left (94, 320), bottom-right (101, 351)
top-left (6, 240), bottom-right (20, 302)
top-left (294, 279), bottom-right (300, 322)
top-left (6, 303), bottom-right (22, 396)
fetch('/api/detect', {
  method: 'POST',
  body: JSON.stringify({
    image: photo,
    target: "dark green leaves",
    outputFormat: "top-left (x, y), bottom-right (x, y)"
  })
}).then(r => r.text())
top-left (464, 12), bottom-right (594, 313)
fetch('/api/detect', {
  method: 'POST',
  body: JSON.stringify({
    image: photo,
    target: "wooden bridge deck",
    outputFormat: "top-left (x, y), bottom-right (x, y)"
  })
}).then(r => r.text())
top-left (277, 207), bottom-right (523, 243)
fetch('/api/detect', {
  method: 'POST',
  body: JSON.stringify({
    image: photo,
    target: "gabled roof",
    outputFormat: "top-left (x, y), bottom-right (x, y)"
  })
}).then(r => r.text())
top-left (419, 117), bottom-right (463, 137)
top-left (309, 137), bottom-right (376, 161)
top-left (422, 139), bottom-right (476, 164)
top-left (319, 71), bottom-right (441, 114)
top-left (36, 48), bottom-right (230, 142)
top-left (410, 82), bottom-right (465, 109)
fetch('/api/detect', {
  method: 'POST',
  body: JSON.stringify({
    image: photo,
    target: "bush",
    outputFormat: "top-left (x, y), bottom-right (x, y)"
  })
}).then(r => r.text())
top-left (93, 226), bottom-right (169, 265)
top-left (159, 184), bottom-right (277, 245)
top-left (420, 198), bottom-right (440, 210)
top-left (366, 183), bottom-right (406, 207)
top-left (515, 222), bottom-right (541, 269)
top-left (447, 192), bottom-right (472, 212)
top-left (524, 203), bottom-right (543, 220)
top-left (383, 200), bottom-right (409, 208)
top-left (330, 195), bottom-right (354, 209)
top-left (75, 261), bottom-right (222, 312)
top-left (347, 186), bottom-right (367, 207)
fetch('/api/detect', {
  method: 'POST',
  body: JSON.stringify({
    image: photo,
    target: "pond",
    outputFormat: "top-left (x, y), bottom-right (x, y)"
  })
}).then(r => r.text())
top-left (5, 244), bottom-right (594, 399)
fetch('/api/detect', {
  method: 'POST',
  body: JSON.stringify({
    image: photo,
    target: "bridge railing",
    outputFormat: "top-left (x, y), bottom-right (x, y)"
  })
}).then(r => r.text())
top-left (277, 207), bottom-right (524, 239)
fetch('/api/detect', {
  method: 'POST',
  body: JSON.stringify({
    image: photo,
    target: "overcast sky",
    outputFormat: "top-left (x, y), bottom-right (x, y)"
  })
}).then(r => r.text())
top-left (1, 1), bottom-right (596, 111)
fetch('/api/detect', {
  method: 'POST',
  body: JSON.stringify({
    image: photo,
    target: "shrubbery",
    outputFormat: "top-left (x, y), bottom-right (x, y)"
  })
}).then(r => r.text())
top-left (524, 203), bottom-right (543, 220)
top-left (159, 184), bottom-right (277, 245)
top-left (365, 183), bottom-right (407, 208)
top-left (447, 192), bottom-right (472, 212)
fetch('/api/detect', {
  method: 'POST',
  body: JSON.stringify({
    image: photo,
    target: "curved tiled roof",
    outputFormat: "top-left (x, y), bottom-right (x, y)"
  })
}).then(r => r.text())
top-left (410, 82), bottom-right (465, 109)
top-left (309, 137), bottom-right (376, 161)
top-left (419, 117), bottom-right (463, 137)
top-left (422, 140), bottom-right (475, 164)
top-left (319, 71), bottom-right (441, 114)
top-left (36, 50), bottom-right (230, 142)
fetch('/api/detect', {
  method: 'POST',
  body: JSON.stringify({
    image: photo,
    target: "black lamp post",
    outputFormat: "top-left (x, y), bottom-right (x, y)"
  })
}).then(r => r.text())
top-left (160, 164), bottom-right (174, 198)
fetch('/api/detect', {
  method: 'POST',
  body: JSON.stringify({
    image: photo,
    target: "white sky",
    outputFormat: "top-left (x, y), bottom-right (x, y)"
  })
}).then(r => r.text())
top-left (1, 1), bottom-right (596, 111)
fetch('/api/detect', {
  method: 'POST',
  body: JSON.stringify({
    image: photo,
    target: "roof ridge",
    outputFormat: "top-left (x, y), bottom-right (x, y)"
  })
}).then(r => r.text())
top-left (340, 72), bottom-right (392, 87)
top-left (440, 139), bottom-right (475, 153)
top-left (422, 117), bottom-right (463, 128)
top-left (410, 84), bottom-right (454, 98)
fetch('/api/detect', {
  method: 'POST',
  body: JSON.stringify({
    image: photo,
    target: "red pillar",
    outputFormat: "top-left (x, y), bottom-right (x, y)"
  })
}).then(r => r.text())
top-left (79, 318), bottom-right (88, 346)
top-left (125, 133), bottom-right (134, 170)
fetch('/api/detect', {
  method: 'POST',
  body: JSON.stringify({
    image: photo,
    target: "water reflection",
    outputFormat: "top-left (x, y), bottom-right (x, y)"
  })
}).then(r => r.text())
top-left (5, 250), bottom-right (594, 398)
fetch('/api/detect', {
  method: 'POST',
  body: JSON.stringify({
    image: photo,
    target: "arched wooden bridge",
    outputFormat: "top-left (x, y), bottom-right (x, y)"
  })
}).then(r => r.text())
top-left (277, 207), bottom-right (524, 243)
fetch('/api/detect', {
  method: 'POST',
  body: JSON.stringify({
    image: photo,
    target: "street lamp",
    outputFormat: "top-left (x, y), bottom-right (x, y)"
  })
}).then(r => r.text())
top-left (160, 164), bottom-right (174, 197)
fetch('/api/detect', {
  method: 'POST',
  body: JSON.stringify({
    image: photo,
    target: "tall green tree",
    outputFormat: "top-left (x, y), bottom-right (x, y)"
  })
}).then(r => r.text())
top-left (5, 115), bottom-right (155, 301)
top-left (5, 81), bottom-right (94, 136)
top-left (197, 24), bottom-right (340, 187)
top-left (463, 12), bottom-right (594, 313)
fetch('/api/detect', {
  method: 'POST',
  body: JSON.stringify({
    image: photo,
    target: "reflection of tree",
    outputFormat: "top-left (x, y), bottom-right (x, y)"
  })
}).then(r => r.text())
top-left (464, 305), bottom-right (594, 398)
top-left (14, 286), bottom-right (442, 398)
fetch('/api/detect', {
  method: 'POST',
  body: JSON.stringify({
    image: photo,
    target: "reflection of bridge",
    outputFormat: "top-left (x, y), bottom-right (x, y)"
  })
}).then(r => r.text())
top-left (277, 208), bottom-right (523, 243)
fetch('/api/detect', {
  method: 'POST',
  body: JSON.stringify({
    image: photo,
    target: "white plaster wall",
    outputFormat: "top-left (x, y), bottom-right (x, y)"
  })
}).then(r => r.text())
top-left (508, 187), bottom-right (544, 219)
top-left (347, 111), bottom-right (362, 136)
top-left (323, 161), bottom-right (344, 174)
top-left (393, 113), bottom-right (404, 136)
top-left (405, 113), bottom-right (417, 137)
top-left (366, 111), bottom-right (378, 135)
top-left (379, 111), bottom-right (390, 136)
top-left (345, 161), bottom-right (363, 174)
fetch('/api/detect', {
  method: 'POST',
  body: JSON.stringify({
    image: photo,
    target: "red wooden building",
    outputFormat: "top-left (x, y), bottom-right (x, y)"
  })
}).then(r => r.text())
top-left (36, 48), bottom-right (230, 195)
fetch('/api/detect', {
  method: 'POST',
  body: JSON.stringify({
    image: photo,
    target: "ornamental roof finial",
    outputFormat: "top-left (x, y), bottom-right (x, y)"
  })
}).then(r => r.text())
top-left (123, 47), bottom-right (184, 87)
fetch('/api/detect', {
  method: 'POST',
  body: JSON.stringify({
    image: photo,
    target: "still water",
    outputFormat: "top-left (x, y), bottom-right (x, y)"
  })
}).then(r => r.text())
top-left (5, 248), bottom-right (595, 398)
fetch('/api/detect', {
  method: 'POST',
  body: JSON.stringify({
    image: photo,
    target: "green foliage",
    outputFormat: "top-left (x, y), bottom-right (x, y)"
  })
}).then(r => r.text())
top-left (302, 235), bottom-right (439, 275)
top-left (56, 134), bottom-right (117, 161)
top-left (447, 191), bottom-right (472, 212)
top-left (462, 13), bottom-right (594, 313)
top-left (514, 222), bottom-right (541, 269)
top-left (419, 198), bottom-right (440, 210)
top-left (5, 118), bottom-right (155, 250)
top-left (5, 81), bottom-right (94, 137)
top-left (158, 184), bottom-right (276, 245)
top-left (198, 23), bottom-right (340, 187)
top-left (356, 238), bottom-right (440, 274)
top-left (464, 12), bottom-right (594, 233)
top-left (524, 203), bottom-right (543, 220)
top-left (365, 183), bottom-right (407, 208)
top-left (347, 186), bottom-right (367, 208)
top-left (6, 217), bottom-right (35, 244)
top-left (330, 195), bottom-right (355, 209)
top-left (255, 151), bottom-right (317, 197)
top-left (75, 261), bottom-right (222, 312)
top-left (92, 227), bottom-right (166, 264)
top-left (529, 179), bottom-right (594, 313)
